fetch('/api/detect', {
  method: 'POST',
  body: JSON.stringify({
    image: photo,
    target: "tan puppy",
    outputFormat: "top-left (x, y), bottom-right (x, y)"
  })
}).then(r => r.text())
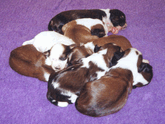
top-left (62, 18), bottom-right (108, 45)
top-left (9, 45), bottom-right (54, 82)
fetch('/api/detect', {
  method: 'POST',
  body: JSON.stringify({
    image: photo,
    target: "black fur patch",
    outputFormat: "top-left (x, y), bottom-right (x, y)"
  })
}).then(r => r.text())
top-left (109, 51), bottom-right (125, 67)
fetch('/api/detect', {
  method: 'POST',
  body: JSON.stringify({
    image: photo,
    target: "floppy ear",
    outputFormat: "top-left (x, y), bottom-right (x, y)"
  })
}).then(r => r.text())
top-left (91, 28), bottom-right (105, 38)
top-left (94, 45), bottom-right (102, 53)
top-left (138, 62), bottom-right (153, 73)
top-left (109, 51), bottom-right (125, 67)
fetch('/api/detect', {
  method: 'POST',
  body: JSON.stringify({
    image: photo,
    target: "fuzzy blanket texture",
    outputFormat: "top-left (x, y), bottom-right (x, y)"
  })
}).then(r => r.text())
top-left (0, 0), bottom-right (165, 123)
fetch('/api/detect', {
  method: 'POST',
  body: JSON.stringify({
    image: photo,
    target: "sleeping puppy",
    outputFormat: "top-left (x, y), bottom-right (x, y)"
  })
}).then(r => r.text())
top-left (76, 68), bottom-right (133, 117)
top-left (47, 43), bottom-right (124, 107)
top-left (75, 48), bottom-right (153, 117)
top-left (9, 45), bottom-right (54, 82)
top-left (48, 9), bottom-right (127, 34)
top-left (22, 31), bottom-right (75, 53)
top-left (9, 43), bottom-right (93, 81)
top-left (62, 18), bottom-right (108, 44)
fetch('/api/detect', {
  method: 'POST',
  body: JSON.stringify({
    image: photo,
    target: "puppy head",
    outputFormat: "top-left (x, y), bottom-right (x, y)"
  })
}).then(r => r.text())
top-left (133, 62), bottom-right (153, 88)
top-left (115, 48), bottom-right (153, 88)
top-left (110, 9), bottom-right (127, 29)
top-left (45, 43), bottom-right (76, 71)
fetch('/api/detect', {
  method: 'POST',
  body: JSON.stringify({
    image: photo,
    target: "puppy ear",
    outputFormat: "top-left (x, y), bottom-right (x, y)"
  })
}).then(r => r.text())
top-left (109, 51), bottom-right (125, 67)
top-left (43, 50), bottom-right (50, 57)
top-left (94, 45), bottom-right (102, 53)
top-left (91, 28), bottom-right (106, 38)
top-left (138, 62), bottom-right (153, 73)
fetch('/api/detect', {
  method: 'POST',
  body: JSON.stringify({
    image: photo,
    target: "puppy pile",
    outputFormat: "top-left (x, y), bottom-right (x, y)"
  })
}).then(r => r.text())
top-left (9, 9), bottom-right (153, 117)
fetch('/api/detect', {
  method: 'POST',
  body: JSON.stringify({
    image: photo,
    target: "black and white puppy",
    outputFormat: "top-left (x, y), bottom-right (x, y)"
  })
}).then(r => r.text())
top-left (75, 48), bottom-right (153, 117)
top-left (48, 9), bottom-right (127, 34)
top-left (47, 43), bottom-right (124, 107)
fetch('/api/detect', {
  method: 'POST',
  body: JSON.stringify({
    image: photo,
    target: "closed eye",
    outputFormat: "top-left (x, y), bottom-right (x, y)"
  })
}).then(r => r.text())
top-left (59, 56), bottom-right (67, 61)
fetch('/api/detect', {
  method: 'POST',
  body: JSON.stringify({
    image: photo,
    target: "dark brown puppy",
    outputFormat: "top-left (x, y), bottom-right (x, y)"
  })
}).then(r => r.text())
top-left (48, 9), bottom-right (127, 34)
top-left (9, 45), bottom-right (54, 82)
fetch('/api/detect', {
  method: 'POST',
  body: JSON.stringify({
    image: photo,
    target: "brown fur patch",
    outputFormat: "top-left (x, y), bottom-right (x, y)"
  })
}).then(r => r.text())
top-left (76, 68), bottom-right (133, 117)
top-left (62, 21), bottom-right (99, 45)
top-left (93, 35), bottom-right (132, 51)
top-left (9, 45), bottom-right (54, 81)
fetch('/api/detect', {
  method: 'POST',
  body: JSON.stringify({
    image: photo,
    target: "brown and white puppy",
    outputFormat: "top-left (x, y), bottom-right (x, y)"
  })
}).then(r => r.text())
top-left (48, 9), bottom-right (127, 34)
top-left (62, 18), bottom-right (108, 44)
top-left (76, 68), bottom-right (133, 117)
top-left (47, 43), bottom-right (124, 107)
top-left (22, 31), bottom-right (77, 72)
top-left (9, 45), bottom-right (54, 82)
top-left (84, 35), bottom-right (132, 52)
top-left (75, 48), bottom-right (153, 117)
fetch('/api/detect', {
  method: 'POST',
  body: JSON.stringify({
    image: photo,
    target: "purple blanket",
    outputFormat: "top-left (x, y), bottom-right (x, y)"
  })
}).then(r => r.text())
top-left (1, 0), bottom-right (165, 123)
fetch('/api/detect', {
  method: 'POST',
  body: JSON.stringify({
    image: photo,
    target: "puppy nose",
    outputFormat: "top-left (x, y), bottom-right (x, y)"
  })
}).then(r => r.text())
top-left (47, 93), bottom-right (54, 100)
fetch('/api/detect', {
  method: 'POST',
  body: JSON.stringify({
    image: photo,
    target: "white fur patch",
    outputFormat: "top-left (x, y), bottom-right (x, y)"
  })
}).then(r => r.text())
top-left (22, 31), bottom-right (74, 52)
top-left (44, 72), bottom-right (51, 82)
top-left (81, 49), bottom-right (108, 71)
top-left (52, 82), bottom-right (60, 89)
top-left (76, 18), bottom-right (103, 30)
top-left (96, 70), bottom-right (108, 80)
top-left (57, 102), bottom-right (69, 107)
top-left (101, 9), bottom-right (111, 25)
top-left (75, 18), bottom-right (108, 35)
top-left (84, 42), bottom-right (95, 52)
top-left (61, 91), bottom-right (78, 104)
